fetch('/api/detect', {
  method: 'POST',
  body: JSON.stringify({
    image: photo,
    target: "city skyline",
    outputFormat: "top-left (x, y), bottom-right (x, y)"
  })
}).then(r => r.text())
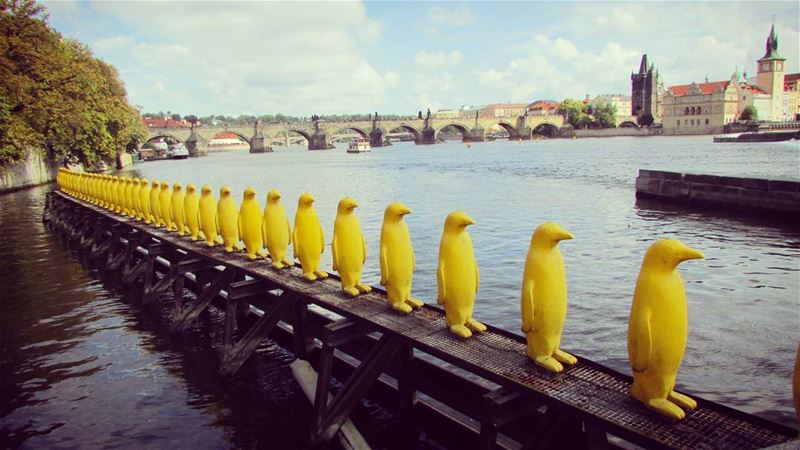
top-left (43, 1), bottom-right (800, 116)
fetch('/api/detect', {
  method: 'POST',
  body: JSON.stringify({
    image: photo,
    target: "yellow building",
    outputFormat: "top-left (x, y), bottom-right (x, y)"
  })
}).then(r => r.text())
top-left (662, 24), bottom-right (794, 134)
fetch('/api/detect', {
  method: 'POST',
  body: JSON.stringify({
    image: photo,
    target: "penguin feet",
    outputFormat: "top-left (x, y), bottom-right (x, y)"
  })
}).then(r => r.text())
top-left (178, 231), bottom-right (185, 237)
top-left (303, 272), bottom-right (318, 281)
top-left (313, 270), bottom-right (328, 279)
top-left (246, 253), bottom-right (258, 260)
top-left (391, 303), bottom-right (413, 314)
top-left (449, 324), bottom-right (472, 339)
top-left (465, 319), bottom-right (487, 333)
top-left (225, 246), bottom-right (234, 253)
top-left (282, 259), bottom-right (294, 267)
top-left (533, 355), bottom-right (564, 373)
top-left (257, 250), bottom-right (267, 258)
top-left (272, 261), bottom-right (285, 269)
top-left (234, 243), bottom-right (243, 251)
top-left (356, 283), bottom-right (372, 293)
top-left (668, 391), bottom-right (697, 410)
top-left (406, 298), bottom-right (424, 308)
top-left (645, 398), bottom-right (686, 420)
top-left (553, 349), bottom-right (578, 366)
top-left (206, 241), bottom-right (216, 247)
top-left (343, 286), bottom-right (360, 297)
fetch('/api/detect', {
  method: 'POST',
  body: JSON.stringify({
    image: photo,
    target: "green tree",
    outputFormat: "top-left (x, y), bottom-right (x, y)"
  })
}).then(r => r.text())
top-left (740, 106), bottom-right (758, 121)
top-left (560, 98), bottom-right (591, 129)
top-left (593, 102), bottom-right (617, 128)
top-left (0, 0), bottom-right (145, 168)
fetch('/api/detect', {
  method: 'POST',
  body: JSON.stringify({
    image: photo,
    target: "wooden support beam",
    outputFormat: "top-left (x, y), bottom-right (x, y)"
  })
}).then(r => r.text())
top-left (219, 291), bottom-right (294, 376)
top-left (291, 299), bottom-right (313, 359)
top-left (172, 265), bottom-right (235, 332)
top-left (313, 333), bottom-right (403, 444)
top-left (479, 387), bottom-right (541, 450)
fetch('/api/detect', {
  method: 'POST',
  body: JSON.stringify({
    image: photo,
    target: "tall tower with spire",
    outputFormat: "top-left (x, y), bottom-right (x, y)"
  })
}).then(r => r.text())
top-left (756, 22), bottom-right (786, 120)
top-left (631, 54), bottom-right (662, 123)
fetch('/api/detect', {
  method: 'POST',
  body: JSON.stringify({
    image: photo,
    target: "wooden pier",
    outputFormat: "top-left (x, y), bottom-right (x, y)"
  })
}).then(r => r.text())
top-left (43, 190), bottom-right (798, 449)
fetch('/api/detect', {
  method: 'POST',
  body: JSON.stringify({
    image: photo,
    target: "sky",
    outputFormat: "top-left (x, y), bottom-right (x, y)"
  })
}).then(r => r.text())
top-left (42, 1), bottom-right (800, 117)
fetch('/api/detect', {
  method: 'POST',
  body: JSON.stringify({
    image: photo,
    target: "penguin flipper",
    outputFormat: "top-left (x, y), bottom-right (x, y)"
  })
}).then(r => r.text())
top-left (436, 260), bottom-right (446, 305)
top-left (361, 232), bottom-right (367, 264)
top-left (521, 279), bottom-right (534, 333)
top-left (379, 244), bottom-right (389, 286)
top-left (474, 262), bottom-right (480, 293)
top-left (292, 225), bottom-right (298, 259)
top-left (238, 214), bottom-right (242, 239)
top-left (331, 235), bottom-right (339, 272)
top-left (318, 225), bottom-right (325, 254)
top-left (630, 310), bottom-right (651, 373)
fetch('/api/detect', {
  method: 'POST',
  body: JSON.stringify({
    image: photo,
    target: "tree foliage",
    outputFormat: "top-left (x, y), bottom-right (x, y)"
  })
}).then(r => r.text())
top-left (740, 106), bottom-right (758, 121)
top-left (0, 0), bottom-right (145, 168)
top-left (593, 102), bottom-right (617, 128)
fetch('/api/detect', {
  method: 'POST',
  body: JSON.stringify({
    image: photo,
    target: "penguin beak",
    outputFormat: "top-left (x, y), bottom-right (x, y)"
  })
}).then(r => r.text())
top-left (463, 216), bottom-right (476, 226)
top-left (399, 206), bottom-right (412, 216)
top-left (680, 246), bottom-right (705, 262)
top-left (556, 230), bottom-right (574, 241)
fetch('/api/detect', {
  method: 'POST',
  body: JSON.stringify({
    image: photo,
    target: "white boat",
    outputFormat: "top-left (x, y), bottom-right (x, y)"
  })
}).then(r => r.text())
top-left (347, 138), bottom-right (371, 153)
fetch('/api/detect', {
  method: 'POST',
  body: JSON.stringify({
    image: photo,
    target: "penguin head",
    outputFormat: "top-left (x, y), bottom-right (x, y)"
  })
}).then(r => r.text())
top-left (243, 186), bottom-right (256, 200)
top-left (220, 186), bottom-right (232, 198)
top-left (337, 196), bottom-right (359, 213)
top-left (140, 178), bottom-right (149, 186)
top-left (125, 178), bottom-right (132, 185)
top-left (643, 239), bottom-right (705, 271)
top-left (298, 192), bottom-right (315, 207)
top-left (532, 222), bottom-right (574, 248)
top-left (384, 202), bottom-right (412, 221)
top-left (152, 180), bottom-right (160, 188)
top-left (201, 184), bottom-right (212, 195)
top-left (444, 210), bottom-right (476, 230)
top-left (267, 189), bottom-right (282, 203)
top-left (161, 181), bottom-right (169, 190)
top-left (186, 183), bottom-right (196, 194)
top-left (173, 183), bottom-right (182, 192)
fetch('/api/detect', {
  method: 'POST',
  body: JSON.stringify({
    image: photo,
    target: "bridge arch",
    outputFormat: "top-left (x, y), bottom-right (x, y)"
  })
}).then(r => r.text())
top-left (288, 129), bottom-right (312, 143)
top-left (387, 125), bottom-right (422, 142)
top-left (336, 127), bottom-right (369, 139)
top-left (145, 134), bottom-right (183, 145)
top-left (211, 130), bottom-right (251, 144)
top-left (494, 122), bottom-right (517, 137)
top-left (618, 121), bottom-right (639, 128)
top-left (435, 123), bottom-right (471, 141)
top-left (532, 123), bottom-right (559, 138)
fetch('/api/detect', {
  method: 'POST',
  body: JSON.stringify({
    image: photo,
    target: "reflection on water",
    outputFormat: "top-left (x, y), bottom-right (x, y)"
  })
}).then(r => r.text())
top-left (1, 135), bottom-right (798, 448)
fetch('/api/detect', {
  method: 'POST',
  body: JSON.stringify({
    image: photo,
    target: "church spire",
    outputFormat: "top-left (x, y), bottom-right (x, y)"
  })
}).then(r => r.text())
top-left (638, 54), bottom-right (649, 74)
top-left (760, 21), bottom-right (783, 61)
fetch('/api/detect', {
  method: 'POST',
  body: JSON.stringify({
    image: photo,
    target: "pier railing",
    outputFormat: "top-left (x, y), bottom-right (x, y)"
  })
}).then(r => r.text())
top-left (43, 190), bottom-right (798, 449)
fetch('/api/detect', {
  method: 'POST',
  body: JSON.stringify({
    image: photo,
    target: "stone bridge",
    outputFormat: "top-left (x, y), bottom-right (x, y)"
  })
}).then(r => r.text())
top-left (145, 115), bottom-right (565, 153)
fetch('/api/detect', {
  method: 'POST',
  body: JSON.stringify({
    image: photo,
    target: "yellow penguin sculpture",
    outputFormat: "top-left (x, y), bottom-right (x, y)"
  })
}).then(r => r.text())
top-left (437, 211), bottom-right (485, 338)
top-left (217, 186), bottom-right (242, 252)
top-left (149, 179), bottom-right (161, 225)
top-left (183, 184), bottom-right (201, 240)
top-left (139, 178), bottom-right (152, 223)
top-left (520, 222), bottom-right (577, 373)
top-left (112, 176), bottom-right (123, 213)
top-left (158, 181), bottom-right (173, 230)
top-left (262, 189), bottom-right (293, 269)
top-left (198, 185), bottom-right (219, 246)
top-left (123, 177), bottom-right (134, 217)
top-left (293, 192), bottom-right (327, 281)
top-left (171, 183), bottom-right (187, 235)
top-left (628, 239), bottom-right (704, 420)
top-left (239, 187), bottom-right (266, 259)
top-left (131, 178), bottom-right (142, 220)
top-left (332, 197), bottom-right (371, 296)
top-left (379, 202), bottom-right (423, 313)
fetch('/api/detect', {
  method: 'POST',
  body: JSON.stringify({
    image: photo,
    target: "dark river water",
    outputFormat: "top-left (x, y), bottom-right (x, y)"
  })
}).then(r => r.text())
top-left (1, 135), bottom-right (799, 447)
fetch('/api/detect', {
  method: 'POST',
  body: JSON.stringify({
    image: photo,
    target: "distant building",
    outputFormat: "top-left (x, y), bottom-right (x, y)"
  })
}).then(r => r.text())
top-left (631, 54), bottom-right (664, 122)
top-left (143, 117), bottom-right (194, 128)
top-left (662, 23), bottom-right (797, 134)
top-left (433, 109), bottom-right (459, 119)
top-left (458, 105), bottom-right (482, 119)
top-left (478, 103), bottom-right (527, 118)
top-left (526, 100), bottom-right (560, 116)
top-left (589, 94), bottom-right (632, 122)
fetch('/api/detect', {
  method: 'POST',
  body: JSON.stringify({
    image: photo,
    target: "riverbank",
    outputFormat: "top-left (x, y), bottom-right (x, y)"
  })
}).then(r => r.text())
top-left (0, 149), bottom-right (59, 194)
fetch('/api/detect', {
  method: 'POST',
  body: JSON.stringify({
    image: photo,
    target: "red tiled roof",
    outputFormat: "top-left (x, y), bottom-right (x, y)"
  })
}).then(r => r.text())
top-left (526, 100), bottom-right (560, 110)
top-left (741, 84), bottom-right (767, 95)
top-left (668, 81), bottom-right (729, 97)
top-left (785, 73), bottom-right (800, 90)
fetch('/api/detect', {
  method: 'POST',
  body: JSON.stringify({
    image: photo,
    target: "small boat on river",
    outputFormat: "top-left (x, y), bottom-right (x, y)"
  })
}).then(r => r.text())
top-left (347, 138), bottom-right (371, 153)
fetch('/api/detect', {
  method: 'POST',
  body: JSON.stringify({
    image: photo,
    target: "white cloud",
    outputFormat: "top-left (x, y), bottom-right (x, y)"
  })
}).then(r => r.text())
top-left (426, 5), bottom-right (474, 27)
top-left (69, 1), bottom-right (390, 116)
top-left (413, 50), bottom-right (462, 70)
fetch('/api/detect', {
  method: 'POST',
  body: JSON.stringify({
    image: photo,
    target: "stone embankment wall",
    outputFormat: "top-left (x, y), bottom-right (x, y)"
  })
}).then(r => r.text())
top-left (573, 128), bottom-right (662, 138)
top-left (635, 169), bottom-right (800, 218)
top-left (661, 126), bottom-right (724, 136)
top-left (0, 149), bottom-right (60, 194)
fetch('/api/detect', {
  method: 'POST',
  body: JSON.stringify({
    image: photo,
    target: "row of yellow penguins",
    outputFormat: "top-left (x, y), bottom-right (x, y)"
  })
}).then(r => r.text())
top-left (57, 168), bottom-right (706, 420)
